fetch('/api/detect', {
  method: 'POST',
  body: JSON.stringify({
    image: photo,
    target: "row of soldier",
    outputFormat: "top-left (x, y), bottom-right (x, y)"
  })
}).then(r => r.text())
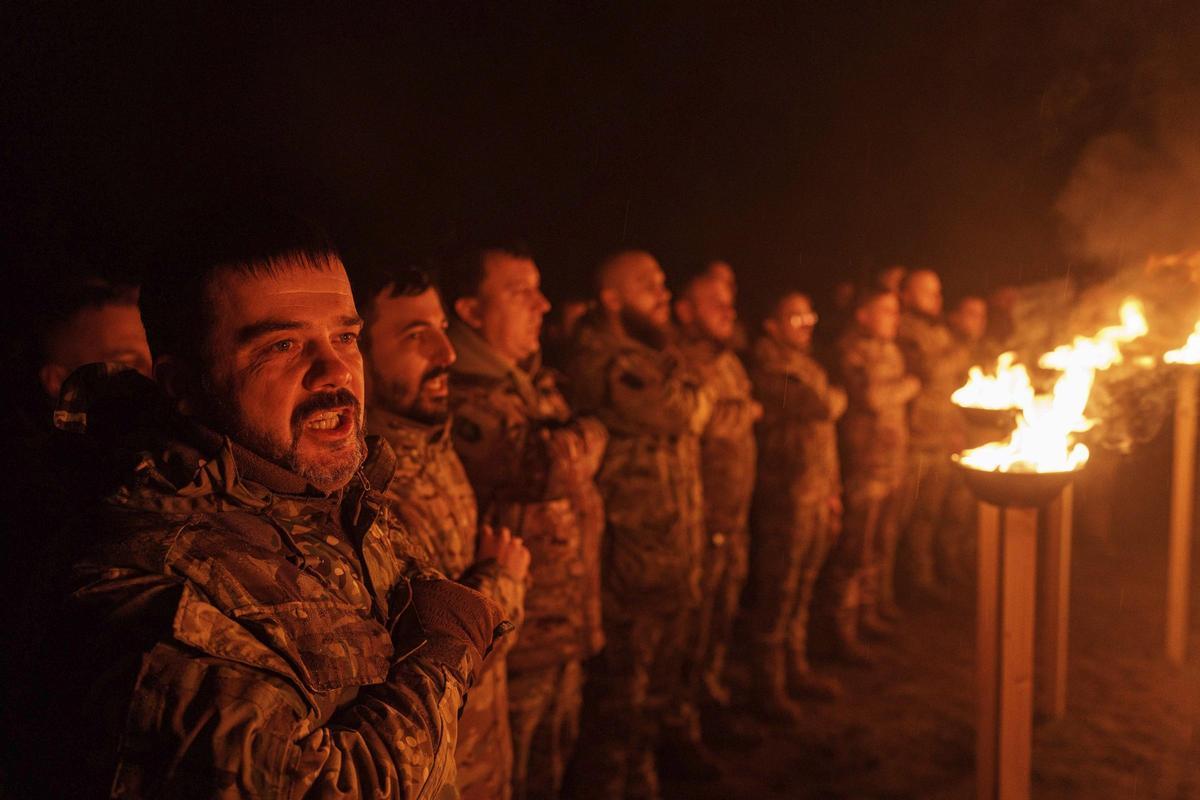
top-left (2, 230), bottom-right (995, 799)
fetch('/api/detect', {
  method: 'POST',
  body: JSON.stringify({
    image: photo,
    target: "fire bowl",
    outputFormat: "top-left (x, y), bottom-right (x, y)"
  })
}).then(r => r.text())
top-left (952, 456), bottom-right (1081, 508)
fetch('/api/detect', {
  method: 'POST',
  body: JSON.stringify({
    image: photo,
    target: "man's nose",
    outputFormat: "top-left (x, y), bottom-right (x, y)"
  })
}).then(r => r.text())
top-left (303, 340), bottom-right (354, 391)
top-left (535, 290), bottom-right (551, 313)
top-left (429, 329), bottom-right (457, 367)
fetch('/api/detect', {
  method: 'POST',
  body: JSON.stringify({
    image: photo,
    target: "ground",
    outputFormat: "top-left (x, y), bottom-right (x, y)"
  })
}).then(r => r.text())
top-left (664, 428), bottom-right (1200, 799)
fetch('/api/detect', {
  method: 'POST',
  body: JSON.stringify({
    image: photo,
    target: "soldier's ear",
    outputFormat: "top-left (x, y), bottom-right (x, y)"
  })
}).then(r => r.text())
top-left (454, 296), bottom-right (484, 331)
top-left (598, 288), bottom-right (621, 315)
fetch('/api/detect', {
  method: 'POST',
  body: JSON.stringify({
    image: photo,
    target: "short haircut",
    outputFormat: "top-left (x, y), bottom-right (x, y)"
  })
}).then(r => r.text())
top-left (138, 213), bottom-right (337, 364)
top-left (595, 248), bottom-right (652, 294)
top-left (442, 240), bottom-right (533, 307)
top-left (351, 265), bottom-right (439, 354)
top-left (899, 268), bottom-right (938, 293)
top-left (853, 284), bottom-right (896, 311)
top-left (38, 279), bottom-right (139, 362)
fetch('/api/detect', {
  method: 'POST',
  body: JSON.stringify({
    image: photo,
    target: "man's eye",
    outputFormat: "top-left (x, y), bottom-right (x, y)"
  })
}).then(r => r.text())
top-left (338, 332), bottom-right (359, 345)
top-left (271, 340), bottom-right (295, 353)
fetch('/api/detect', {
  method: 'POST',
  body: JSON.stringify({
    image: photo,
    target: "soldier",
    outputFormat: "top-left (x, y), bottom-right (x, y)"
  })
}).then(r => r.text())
top-left (897, 269), bottom-right (968, 597)
top-left (359, 266), bottom-right (530, 800)
top-left (20, 226), bottom-right (508, 798)
top-left (674, 271), bottom-right (760, 716)
top-left (565, 250), bottom-right (712, 800)
top-left (443, 243), bottom-right (607, 800)
top-left (749, 292), bottom-right (846, 717)
top-left (816, 287), bottom-right (920, 662)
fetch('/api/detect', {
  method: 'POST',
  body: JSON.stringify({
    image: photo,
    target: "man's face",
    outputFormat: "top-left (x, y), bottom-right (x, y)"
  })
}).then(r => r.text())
top-left (684, 277), bottom-right (737, 343)
top-left (364, 286), bottom-right (456, 425)
top-left (903, 271), bottom-right (943, 317)
top-left (879, 266), bottom-right (906, 293)
top-left (706, 261), bottom-right (737, 295)
top-left (463, 252), bottom-right (550, 363)
top-left (858, 292), bottom-right (902, 340)
top-left (201, 258), bottom-right (367, 492)
top-left (950, 297), bottom-right (987, 342)
top-left (41, 303), bottom-right (153, 400)
top-left (614, 254), bottom-right (672, 331)
top-left (771, 293), bottom-right (817, 350)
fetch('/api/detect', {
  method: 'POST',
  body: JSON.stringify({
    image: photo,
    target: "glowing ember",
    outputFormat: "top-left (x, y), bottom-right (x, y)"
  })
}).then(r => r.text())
top-left (951, 351), bottom-right (1035, 410)
top-left (959, 298), bottom-right (1148, 474)
top-left (1165, 321), bottom-right (1200, 365)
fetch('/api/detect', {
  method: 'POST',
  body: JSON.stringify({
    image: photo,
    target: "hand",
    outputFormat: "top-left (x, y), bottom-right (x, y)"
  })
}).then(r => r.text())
top-left (476, 525), bottom-right (531, 583)
top-left (749, 399), bottom-right (764, 423)
top-left (407, 577), bottom-right (508, 677)
top-left (827, 387), bottom-right (848, 419)
top-left (827, 494), bottom-right (844, 536)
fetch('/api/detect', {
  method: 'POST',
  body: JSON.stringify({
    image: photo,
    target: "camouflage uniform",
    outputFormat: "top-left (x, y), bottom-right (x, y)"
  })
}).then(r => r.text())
top-left (33, 364), bottom-right (500, 799)
top-left (677, 334), bottom-right (758, 710)
top-left (818, 329), bottom-right (920, 646)
top-left (564, 312), bottom-right (711, 800)
top-left (896, 312), bottom-right (970, 591)
top-left (446, 320), bottom-right (606, 800)
top-left (749, 334), bottom-right (845, 699)
top-left (369, 406), bottom-right (526, 800)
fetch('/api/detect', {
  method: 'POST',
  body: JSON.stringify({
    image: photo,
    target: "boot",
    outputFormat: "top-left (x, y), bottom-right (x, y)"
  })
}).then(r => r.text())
top-left (857, 564), bottom-right (894, 641)
top-left (832, 578), bottom-right (876, 666)
top-left (750, 647), bottom-right (806, 724)
top-left (701, 645), bottom-right (733, 708)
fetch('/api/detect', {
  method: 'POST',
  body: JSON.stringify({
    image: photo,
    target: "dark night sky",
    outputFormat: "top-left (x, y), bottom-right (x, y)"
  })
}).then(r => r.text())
top-left (2, 2), bottom-right (1197, 318)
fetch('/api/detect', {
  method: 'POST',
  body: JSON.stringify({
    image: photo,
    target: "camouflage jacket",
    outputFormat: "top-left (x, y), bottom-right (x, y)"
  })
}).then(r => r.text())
top-left (566, 312), bottom-right (712, 610)
top-left (751, 335), bottom-right (845, 505)
top-left (368, 407), bottom-right (524, 800)
top-left (837, 329), bottom-right (921, 488)
top-left (44, 366), bottom-right (480, 800)
top-left (448, 321), bottom-right (606, 673)
top-left (678, 334), bottom-right (758, 536)
top-left (898, 311), bottom-right (968, 453)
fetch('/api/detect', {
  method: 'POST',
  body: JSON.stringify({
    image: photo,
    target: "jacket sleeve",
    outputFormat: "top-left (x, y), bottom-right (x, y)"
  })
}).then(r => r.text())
top-left (75, 573), bottom-right (471, 800)
top-left (842, 344), bottom-right (920, 413)
top-left (753, 361), bottom-right (837, 422)
top-left (603, 349), bottom-right (713, 436)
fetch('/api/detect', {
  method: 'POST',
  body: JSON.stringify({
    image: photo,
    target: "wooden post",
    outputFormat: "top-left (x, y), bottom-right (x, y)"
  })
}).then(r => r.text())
top-left (977, 503), bottom-right (1038, 800)
top-left (1167, 369), bottom-right (1198, 666)
top-left (1036, 485), bottom-right (1073, 719)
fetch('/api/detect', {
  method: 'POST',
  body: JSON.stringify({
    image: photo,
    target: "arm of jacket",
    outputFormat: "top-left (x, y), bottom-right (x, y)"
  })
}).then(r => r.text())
top-left (752, 361), bottom-right (842, 422)
top-left (75, 572), bottom-right (472, 800)
top-left (603, 348), bottom-right (714, 436)
top-left (459, 559), bottom-right (526, 657)
top-left (842, 344), bottom-right (920, 413)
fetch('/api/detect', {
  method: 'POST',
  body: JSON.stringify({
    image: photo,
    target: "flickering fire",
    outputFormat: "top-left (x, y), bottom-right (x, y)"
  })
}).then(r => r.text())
top-left (951, 351), bottom-right (1035, 410)
top-left (1165, 321), bottom-right (1200, 365)
top-left (958, 298), bottom-right (1148, 474)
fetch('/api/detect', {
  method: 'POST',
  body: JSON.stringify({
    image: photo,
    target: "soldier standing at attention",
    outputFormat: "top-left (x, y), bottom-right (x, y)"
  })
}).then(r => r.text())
top-left (565, 250), bottom-right (712, 800)
top-left (896, 269), bottom-right (967, 598)
top-left (673, 269), bottom-right (760, 725)
top-left (816, 287), bottom-right (920, 663)
top-left (748, 292), bottom-right (847, 718)
top-left (443, 243), bottom-right (608, 800)
top-left (20, 226), bottom-right (508, 798)
top-left (360, 266), bottom-right (530, 800)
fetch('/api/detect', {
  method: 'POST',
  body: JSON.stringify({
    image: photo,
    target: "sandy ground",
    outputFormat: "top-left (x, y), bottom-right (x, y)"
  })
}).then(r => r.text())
top-left (664, 429), bottom-right (1200, 799)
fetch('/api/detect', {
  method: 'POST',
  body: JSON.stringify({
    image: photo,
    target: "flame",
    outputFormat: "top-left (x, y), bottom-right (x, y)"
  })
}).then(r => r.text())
top-left (951, 351), bottom-right (1035, 410)
top-left (959, 298), bottom-right (1147, 474)
top-left (1165, 321), bottom-right (1200, 365)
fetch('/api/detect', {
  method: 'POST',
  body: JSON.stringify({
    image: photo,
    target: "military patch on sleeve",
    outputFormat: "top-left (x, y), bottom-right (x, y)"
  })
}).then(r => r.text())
top-left (618, 371), bottom-right (646, 390)
top-left (454, 416), bottom-right (483, 443)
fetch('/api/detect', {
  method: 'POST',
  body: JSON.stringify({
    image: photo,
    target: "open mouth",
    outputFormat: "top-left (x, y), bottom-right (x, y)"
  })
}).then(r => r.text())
top-left (302, 407), bottom-right (354, 436)
top-left (422, 373), bottom-right (449, 397)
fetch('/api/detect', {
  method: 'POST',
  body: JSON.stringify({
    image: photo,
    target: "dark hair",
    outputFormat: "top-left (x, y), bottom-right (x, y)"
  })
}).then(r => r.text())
top-left (38, 279), bottom-right (140, 361)
top-left (442, 240), bottom-right (533, 307)
top-left (350, 265), bottom-right (439, 353)
top-left (138, 213), bottom-right (337, 364)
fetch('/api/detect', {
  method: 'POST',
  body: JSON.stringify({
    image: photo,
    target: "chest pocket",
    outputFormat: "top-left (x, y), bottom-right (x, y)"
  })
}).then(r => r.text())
top-left (230, 599), bottom-right (393, 693)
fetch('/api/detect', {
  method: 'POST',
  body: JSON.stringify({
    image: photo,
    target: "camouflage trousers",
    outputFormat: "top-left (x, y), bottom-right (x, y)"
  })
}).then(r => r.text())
top-left (456, 658), bottom-right (514, 800)
top-left (750, 499), bottom-right (836, 671)
top-left (898, 451), bottom-right (955, 590)
top-left (508, 660), bottom-right (584, 800)
top-left (684, 525), bottom-right (750, 709)
top-left (566, 593), bottom-right (693, 800)
top-left (815, 480), bottom-right (902, 629)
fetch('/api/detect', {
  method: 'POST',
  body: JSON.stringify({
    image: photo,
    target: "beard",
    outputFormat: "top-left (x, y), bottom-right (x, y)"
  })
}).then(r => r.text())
top-left (202, 376), bottom-right (367, 490)
top-left (620, 306), bottom-right (671, 350)
top-left (370, 364), bottom-right (451, 426)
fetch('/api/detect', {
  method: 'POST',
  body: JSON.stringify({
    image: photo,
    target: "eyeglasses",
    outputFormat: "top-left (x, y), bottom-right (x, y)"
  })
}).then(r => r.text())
top-left (786, 311), bottom-right (819, 328)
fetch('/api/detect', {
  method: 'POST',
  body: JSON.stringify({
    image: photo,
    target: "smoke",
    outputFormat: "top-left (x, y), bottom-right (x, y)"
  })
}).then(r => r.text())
top-left (1056, 17), bottom-right (1200, 268)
